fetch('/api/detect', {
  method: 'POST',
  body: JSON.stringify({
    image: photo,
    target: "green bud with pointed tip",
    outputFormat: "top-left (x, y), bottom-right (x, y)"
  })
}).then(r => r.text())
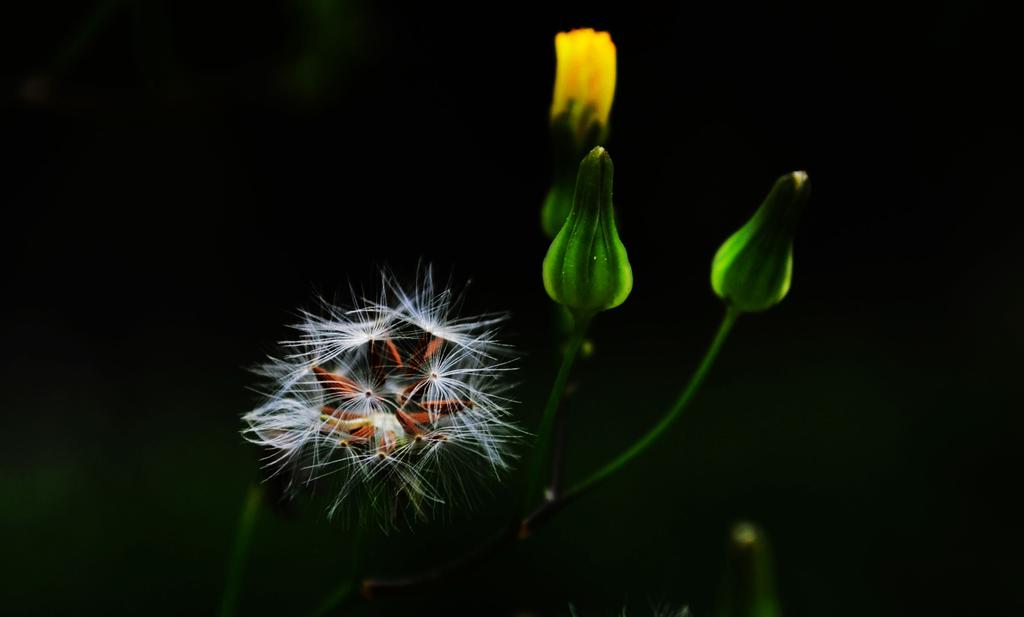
top-left (543, 146), bottom-right (633, 318)
top-left (711, 171), bottom-right (811, 312)
top-left (715, 521), bottom-right (782, 617)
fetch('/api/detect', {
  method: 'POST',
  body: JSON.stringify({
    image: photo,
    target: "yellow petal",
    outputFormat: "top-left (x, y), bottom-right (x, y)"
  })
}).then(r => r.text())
top-left (550, 28), bottom-right (617, 135)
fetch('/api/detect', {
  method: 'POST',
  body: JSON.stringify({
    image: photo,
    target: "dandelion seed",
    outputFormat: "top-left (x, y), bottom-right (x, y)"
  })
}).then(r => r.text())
top-left (243, 268), bottom-right (518, 525)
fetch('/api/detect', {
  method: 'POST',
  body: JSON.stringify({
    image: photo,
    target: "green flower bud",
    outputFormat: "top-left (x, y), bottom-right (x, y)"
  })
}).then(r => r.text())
top-left (715, 521), bottom-right (782, 617)
top-left (543, 146), bottom-right (633, 318)
top-left (540, 170), bottom-right (576, 239)
top-left (711, 171), bottom-right (811, 312)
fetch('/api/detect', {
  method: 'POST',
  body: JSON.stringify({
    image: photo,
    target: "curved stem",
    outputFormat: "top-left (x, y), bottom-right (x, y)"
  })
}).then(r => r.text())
top-left (218, 484), bottom-right (263, 617)
top-left (363, 520), bottom-right (519, 598)
top-left (315, 307), bottom-right (740, 601)
top-left (562, 306), bottom-right (739, 501)
top-left (524, 312), bottom-right (591, 508)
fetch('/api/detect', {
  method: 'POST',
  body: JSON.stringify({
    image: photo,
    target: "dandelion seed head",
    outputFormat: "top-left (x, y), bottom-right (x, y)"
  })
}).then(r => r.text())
top-left (243, 268), bottom-right (518, 526)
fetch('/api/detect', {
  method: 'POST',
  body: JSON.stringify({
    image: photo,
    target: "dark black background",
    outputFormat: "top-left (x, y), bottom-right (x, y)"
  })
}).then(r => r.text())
top-left (3, 1), bottom-right (1022, 615)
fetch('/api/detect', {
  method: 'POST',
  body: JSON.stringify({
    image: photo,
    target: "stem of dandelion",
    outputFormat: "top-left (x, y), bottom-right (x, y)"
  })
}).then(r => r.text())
top-left (560, 306), bottom-right (739, 503)
top-left (309, 581), bottom-right (354, 617)
top-left (524, 312), bottom-right (591, 508)
top-left (218, 483), bottom-right (262, 617)
top-left (44, 0), bottom-right (122, 76)
top-left (308, 523), bottom-right (367, 617)
top-left (362, 520), bottom-right (520, 598)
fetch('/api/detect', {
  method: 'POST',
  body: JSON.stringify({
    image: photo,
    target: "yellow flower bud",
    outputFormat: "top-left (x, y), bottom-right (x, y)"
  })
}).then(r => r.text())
top-left (550, 28), bottom-right (617, 145)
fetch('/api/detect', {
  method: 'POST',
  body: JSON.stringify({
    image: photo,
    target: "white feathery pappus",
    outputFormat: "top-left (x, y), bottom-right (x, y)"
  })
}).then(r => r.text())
top-left (243, 268), bottom-right (519, 525)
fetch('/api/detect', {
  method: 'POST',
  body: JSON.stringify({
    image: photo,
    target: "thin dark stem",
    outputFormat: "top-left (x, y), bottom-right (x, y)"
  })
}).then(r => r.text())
top-left (307, 523), bottom-right (367, 616)
top-left (523, 313), bottom-right (591, 509)
top-left (53, 0), bottom-right (123, 74)
top-left (355, 307), bottom-right (739, 598)
top-left (218, 484), bottom-right (262, 617)
top-left (547, 307), bottom-right (580, 499)
top-left (309, 581), bottom-right (355, 617)
top-left (362, 498), bottom-right (571, 600)
top-left (548, 404), bottom-right (570, 499)
top-left (363, 519), bottom-right (520, 598)
top-left (518, 490), bottom-right (579, 540)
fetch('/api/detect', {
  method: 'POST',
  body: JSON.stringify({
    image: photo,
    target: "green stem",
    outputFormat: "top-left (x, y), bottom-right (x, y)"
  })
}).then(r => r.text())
top-left (309, 581), bottom-right (355, 617)
top-left (524, 312), bottom-right (592, 508)
top-left (562, 306), bottom-right (739, 501)
top-left (307, 524), bottom-right (366, 616)
top-left (218, 484), bottom-right (263, 617)
top-left (53, 0), bottom-right (123, 74)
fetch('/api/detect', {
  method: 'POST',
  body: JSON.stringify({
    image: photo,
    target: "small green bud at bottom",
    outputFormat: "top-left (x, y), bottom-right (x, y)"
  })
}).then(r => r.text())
top-left (715, 521), bottom-right (782, 617)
